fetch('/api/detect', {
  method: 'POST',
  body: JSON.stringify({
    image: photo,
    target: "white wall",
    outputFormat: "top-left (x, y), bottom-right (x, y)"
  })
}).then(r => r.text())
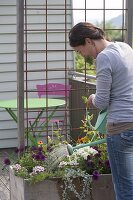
top-left (0, 0), bottom-right (74, 148)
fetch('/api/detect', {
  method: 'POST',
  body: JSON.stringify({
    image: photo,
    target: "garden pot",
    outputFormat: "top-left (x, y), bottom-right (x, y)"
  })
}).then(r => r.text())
top-left (9, 166), bottom-right (62, 200)
top-left (9, 167), bottom-right (115, 200)
top-left (90, 174), bottom-right (115, 200)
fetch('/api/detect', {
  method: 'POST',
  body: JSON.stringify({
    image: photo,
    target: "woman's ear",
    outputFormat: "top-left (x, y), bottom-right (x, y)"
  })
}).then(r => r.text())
top-left (85, 38), bottom-right (94, 46)
top-left (85, 38), bottom-right (92, 44)
top-left (85, 38), bottom-right (96, 47)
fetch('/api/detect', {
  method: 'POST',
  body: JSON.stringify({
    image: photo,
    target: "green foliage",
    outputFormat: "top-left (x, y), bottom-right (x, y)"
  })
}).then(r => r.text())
top-left (14, 167), bottom-right (29, 179)
top-left (28, 171), bottom-right (55, 185)
top-left (18, 152), bottom-right (38, 173)
top-left (103, 22), bottom-right (122, 41)
top-left (82, 96), bottom-right (88, 104)
top-left (75, 53), bottom-right (96, 75)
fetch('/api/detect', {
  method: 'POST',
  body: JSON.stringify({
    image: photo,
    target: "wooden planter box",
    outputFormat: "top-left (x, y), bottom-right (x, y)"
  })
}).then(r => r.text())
top-left (9, 167), bottom-right (115, 200)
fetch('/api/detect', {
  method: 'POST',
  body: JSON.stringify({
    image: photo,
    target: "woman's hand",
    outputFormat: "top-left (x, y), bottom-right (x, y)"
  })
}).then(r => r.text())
top-left (86, 94), bottom-right (95, 108)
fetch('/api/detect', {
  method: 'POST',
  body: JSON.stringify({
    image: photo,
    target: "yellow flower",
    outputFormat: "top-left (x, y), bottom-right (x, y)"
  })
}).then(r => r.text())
top-left (77, 136), bottom-right (90, 144)
top-left (37, 141), bottom-right (43, 145)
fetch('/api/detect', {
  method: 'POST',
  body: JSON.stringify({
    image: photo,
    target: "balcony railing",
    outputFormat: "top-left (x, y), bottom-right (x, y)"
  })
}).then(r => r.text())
top-left (69, 72), bottom-right (99, 142)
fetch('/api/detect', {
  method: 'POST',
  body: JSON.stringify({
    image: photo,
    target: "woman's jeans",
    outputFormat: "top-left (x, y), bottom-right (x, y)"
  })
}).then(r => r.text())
top-left (107, 130), bottom-right (133, 200)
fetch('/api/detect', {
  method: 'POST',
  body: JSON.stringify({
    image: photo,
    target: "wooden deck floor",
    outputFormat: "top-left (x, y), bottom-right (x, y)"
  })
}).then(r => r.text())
top-left (0, 148), bottom-right (15, 200)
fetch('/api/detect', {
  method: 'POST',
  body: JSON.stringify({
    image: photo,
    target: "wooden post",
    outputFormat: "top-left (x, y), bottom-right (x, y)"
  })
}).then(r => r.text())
top-left (16, 0), bottom-right (25, 149)
top-left (125, 0), bottom-right (133, 47)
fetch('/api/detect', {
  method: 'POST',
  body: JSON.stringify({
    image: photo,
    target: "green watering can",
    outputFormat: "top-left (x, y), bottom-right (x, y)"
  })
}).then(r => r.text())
top-left (94, 109), bottom-right (107, 134)
top-left (67, 109), bottom-right (107, 155)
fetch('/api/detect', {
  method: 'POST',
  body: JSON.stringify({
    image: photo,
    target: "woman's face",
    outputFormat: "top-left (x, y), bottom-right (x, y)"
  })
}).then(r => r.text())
top-left (73, 38), bottom-right (98, 59)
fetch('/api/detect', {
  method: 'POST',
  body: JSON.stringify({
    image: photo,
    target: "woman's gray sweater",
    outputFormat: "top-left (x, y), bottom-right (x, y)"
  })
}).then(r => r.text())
top-left (93, 42), bottom-right (133, 123)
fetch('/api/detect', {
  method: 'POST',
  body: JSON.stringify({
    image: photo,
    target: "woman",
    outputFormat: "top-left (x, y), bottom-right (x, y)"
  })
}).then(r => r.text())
top-left (69, 22), bottom-right (133, 200)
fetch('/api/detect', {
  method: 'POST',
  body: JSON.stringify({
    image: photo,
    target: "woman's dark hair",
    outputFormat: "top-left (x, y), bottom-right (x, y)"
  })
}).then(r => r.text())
top-left (69, 22), bottom-right (105, 47)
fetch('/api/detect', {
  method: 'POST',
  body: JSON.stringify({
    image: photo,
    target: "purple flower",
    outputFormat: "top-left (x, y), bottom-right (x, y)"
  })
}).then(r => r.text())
top-left (93, 146), bottom-right (98, 151)
top-left (40, 155), bottom-right (46, 161)
top-left (87, 155), bottom-right (91, 160)
top-left (95, 152), bottom-right (101, 158)
top-left (87, 159), bottom-right (94, 167)
top-left (105, 160), bottom-right (110, 168)
top-left (38, 146), bottom-right (43, 151)
top-left (98, 159), bottom-right (103, 166)
top-left (92, 170), bottom-right (100, 180)
top-left (3, 158), bottom-right (11, 165)
top-left (35, 154), bottom-right (41, 160)
top-left (14, 147), bottom-right (19, 154)
top-left (19, 147), bottom-right (24, 153)
top-left (31, 146), bottom-right (37, 151)
top-left (37, 151), bottom-right (42, 156)
top-left (97, 149), bottom-right (102, 154)
top-left (32, 154), bottom-right (36, 158)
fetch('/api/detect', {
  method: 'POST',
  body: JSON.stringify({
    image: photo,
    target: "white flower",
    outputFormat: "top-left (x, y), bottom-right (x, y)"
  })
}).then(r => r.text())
top-left (32, 166), bottom-right (45, 174)
top-left (68, 160), bottom-right (79, 166)
top-left (59, 158), bottom-right (79, 168)
top-left (12, 164), bottom-right (22, 171)
top-left (59, 146), bottom-right (98, 168)
top-left (59, 161), bottom-right (68, 168)
top-left (73, 146), bottom-right (98, 160)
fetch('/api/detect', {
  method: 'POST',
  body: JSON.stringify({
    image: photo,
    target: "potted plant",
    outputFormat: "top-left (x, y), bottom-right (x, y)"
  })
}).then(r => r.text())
top-left (3, 110), bottom-right (115, 200)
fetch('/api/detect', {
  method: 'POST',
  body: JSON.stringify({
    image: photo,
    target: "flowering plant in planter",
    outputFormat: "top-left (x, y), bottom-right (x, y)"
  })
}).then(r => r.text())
top-left (3, 139), bottom-right (111, 199)
top-left (2, 109), bottom-right (111, 199)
